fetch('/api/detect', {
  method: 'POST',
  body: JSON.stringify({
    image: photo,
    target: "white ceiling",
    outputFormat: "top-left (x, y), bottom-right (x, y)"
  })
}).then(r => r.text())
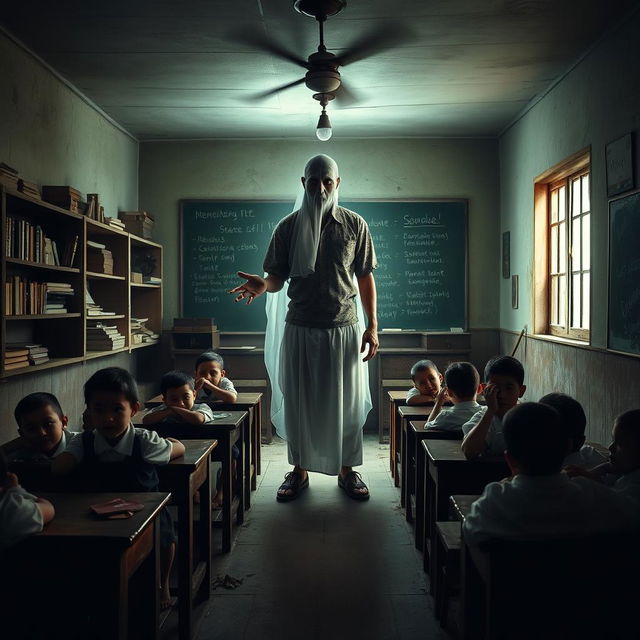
top-left (2, 0), bottom-right (637, 140)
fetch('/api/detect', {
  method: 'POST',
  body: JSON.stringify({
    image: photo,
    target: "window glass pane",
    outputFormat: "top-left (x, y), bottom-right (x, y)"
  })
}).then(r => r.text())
top-left (581, 174), bottom-right (590, 213)
top-left (551, 189), bottom-right (558, 223)
top-left (582, 214), bottom-right (590, 270)
top-left (551, 226), bottom-right (558, 274)
top-left (572, 178), bottom-right (581, 217)
top-left (572, 217), bottom-right (581, 271)
top-left (572, 273), bottom-right (581, 328)
top-left (551, 276), bottom-right (558, 325)
top-left (558, 186), bottom-right (566, 222)
top-left (583, 272), bottom-right (590, 329)
top-left (559, 222), bottom-right (566, 273)
top-left (559, 275), bottom-right (566, 327)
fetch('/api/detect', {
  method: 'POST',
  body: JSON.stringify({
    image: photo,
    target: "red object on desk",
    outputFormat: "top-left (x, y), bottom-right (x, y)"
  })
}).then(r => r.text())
top-left (90, 498), bottom-right (145, 517)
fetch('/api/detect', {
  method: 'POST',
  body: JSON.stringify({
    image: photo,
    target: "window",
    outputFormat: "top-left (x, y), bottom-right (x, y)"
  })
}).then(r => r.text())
top-left (534, 150), bottom-right (590, 342)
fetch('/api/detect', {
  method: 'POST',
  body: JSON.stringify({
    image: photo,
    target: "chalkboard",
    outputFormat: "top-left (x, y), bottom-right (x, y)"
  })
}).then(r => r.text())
top-left (180, 199), bottom-right (467, 332)
top-left (608, 191), bottom-right (640, 355)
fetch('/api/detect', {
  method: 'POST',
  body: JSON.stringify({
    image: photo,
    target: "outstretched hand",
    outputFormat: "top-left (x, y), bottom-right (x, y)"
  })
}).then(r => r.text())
top-left (360, 327), bottom-right (379, 362)
top-left (228, 271), bottom-right (268, 305)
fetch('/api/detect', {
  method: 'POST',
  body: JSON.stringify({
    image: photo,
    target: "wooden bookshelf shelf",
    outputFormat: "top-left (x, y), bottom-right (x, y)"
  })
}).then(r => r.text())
top-left (84, 347), bottom-right (129, 360)
top-left (0, 356), bottom-right (85, 378)
top-left (4, 187), bottom-right (84, 220)
top-left (87, 314), bottom-right (126, 320)
top-left (86, 271), bottom-right (126, 281)
top-left (5, 313), bottom-right (82, 320)
top-left (130, 340), bottom-right (160, 351)
top-left (5, 258), bottom-right (80, 273)
top-left (130, 282), bottom-right (161, 288)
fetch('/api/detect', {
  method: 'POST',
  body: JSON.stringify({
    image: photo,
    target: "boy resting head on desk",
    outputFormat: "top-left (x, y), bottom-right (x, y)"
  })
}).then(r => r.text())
top-left (461, 355), bottom-right (526, 459)
top-left (0, 448), bottom-right (54, 550)
top-left (53, 366), bottom-right (185, 609)
top-left (142, 370), bottom-right (215, 425)
top-left (406, 359), bottom-right (446, 406)
top-left (424, 362), bottom-right (482, 431)
top-left (9, 392), bottom-right (75, 462)
top-left (194, 351), bottom-right (237, 404)
top-left (463, 402), bottom-right (639, 546)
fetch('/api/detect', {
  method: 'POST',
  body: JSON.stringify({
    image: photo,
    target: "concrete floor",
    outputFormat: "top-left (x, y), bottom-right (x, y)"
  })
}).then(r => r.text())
top-left (195, 434), bottom-right (451, 640)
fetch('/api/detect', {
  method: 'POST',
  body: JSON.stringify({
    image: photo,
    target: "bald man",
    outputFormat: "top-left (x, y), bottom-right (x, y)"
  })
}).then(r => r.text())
top-left (230, 155), bottom-right (378, 501)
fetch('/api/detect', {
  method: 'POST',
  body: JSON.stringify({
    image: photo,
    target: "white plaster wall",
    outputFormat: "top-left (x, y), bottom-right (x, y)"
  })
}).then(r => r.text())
top-left (499, 10), bottom-right (640, 348)
top-left (139, 137), bottom-right (500, 329)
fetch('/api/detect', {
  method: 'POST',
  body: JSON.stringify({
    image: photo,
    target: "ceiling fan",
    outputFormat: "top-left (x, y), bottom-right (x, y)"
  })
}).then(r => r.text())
top-left (237, 0), bottom-right (410, 139)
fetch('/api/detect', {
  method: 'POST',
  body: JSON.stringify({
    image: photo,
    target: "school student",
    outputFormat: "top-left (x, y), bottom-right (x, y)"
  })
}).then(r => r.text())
top-left (194, 351), bottom-right (238, 404)
top-left (424, 362), bottom-right (482, 430)
top-left (463, 403), bottom-right (638, 545)
top-left (53, 367), bottom-right (185, 609)
top-left (461, 355), bottom-right (526, 459)
top-left (406, 359), bottom-right (444, 405)
top-left (142, 371), bottom-right (215, 425)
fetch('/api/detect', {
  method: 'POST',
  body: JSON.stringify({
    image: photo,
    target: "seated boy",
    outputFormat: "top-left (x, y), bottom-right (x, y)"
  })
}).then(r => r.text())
top-left (461, 355), bottom-right (526, 459)
top-left (0, 448), bottom-right (54, 549)
top-left (406, 359), bottom-right (443, 406)
top-left (424, 362), bottom-right (482, 430)
top-left (53, 367), bottom-right (185, 609)
top-left (194, 352), bottom-right (237, 404)
top-left (9, 392), bottom-right (75, 462)
top-left (539, 392), bottom-right (607, 468)
top-left (142, 371), bottom-right (215, 425)
top-left (463, 402), bottom-right (638, 545)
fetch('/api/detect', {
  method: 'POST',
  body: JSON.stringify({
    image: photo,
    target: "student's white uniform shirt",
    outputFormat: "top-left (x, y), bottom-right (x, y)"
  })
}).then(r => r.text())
top-left (65, 425), bottom-right (172, 464)
top-left (563, 444), bottom-right (607, 469)
top-left (462, 406), bottom-right (506, 456)
top-left (463, 472), bottom-right (638, 546)
top-left (613, 468), bottom-right (640, 508)
top-left (0, 486), bottom-right (44, 549)
top-left (8, 430), bottom-right (77, 463)
top-left (196, 377), bottom-right (237, 403)
top-left (146, 402), bottom-right (215, 423)
top-left (426, 401), bottom-right (482, 431)
top-left (406, 387), bottom-right (421, 402)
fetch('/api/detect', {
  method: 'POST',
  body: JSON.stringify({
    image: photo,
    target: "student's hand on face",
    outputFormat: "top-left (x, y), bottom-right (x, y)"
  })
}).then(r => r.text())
top-left (483, 383), bottom-right (499, 412)
top-left (435, 386), bottom-right (448, 405)
top-left (194, 377), bottom-right (204, 391)
top-left (1, 472), bottom-right (19, 493)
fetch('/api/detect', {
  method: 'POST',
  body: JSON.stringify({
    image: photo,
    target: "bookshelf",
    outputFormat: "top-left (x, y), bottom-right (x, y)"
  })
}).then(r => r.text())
top-left (1, 186), bottom-right (163, 378)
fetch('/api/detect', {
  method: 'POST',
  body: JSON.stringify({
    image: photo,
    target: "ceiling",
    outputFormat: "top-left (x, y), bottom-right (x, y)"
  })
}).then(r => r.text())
top-left (2, 0), bottom-right (637, 140)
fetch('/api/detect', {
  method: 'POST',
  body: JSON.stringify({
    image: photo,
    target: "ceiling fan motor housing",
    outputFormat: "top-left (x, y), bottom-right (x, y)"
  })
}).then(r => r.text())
top-left (305, 70), bottom-right (341, 93)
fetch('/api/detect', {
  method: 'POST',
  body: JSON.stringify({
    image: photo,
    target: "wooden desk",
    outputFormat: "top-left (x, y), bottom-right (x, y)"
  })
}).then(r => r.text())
top-left (410, 421), bottom-right (462, 547)
top-left (387, 390), bottom-right (408, 474)
top-left (145, 392), bottom-right (263, 489)
top-left (5, 492), bottom-right (169, 640)
top-left (449, 494), bottom-right (479, 523)
top-left (397, 406), bottom-right (433, 502)
top-left (421, 440), bottom-right (509, 575)
top-left (149, 411), bottom-right (249, 553)
top-left (157, 439), bottom-right (217, 640)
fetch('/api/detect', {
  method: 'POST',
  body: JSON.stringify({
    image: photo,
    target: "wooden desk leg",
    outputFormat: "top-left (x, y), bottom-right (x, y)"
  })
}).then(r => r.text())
top-left (389, 398), bottom-right (395, 475)
top-left (424, 470), bottom-right (435, 575)
top-left (92, 553), bottom-right (129, 639)
top-left (405, 425), bottom-right (415, 523)
top-left (177, 486), bottom-right (194, 640)
top-left (393, 412), bottom-right (401, 487)
top-left (255, 400), bottom-right (262, 476)
top-left (236, 426), bottom-right (245, 526)
top-left (243, 414), bottom-right (251, 510)
top-left (400, 420), bottom-right (407, 508)
top-left (133, 521), bottom-right (161, 640)
top-left (198, 460), bottom-right (212, 601)
top-left (415, 443), bottom-right (425, 550)
top-left (221, 432), bottom-right (233, 553)
top-left (461, 542), bottom-right (484, 640)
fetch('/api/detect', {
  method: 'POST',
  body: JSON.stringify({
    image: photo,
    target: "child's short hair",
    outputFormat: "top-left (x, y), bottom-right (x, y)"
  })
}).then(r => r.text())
top-left (615, 409), bottom-right (640, 445)
top-left (484, 355), bottom-right (525, 385)
top-left (195, 351), bottom-right (224, 369)
top-left (161, 370), bottom-right (195, 395)
top-left (539, 393), bottom-right (586, 446)
top-left (14, 392), bottom-right (64, 427)
top-left (503, 402), bottom-right (569, 475)
top-left (444, 362), bottom-right (479, 398)
top-left (410, 359), bottom-right (439, 381)
top-left (84, 367), bottom-right (140, 405)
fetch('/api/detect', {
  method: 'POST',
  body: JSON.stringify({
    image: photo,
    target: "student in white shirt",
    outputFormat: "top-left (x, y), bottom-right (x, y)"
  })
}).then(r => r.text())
top-left (539, 392), bottom-right (607, 469)
top-left (424, 362), bottom-right (482, 431)
top-left (461, 355), bottom-right (526, 459)
top-left (463, 403), bottom-right (638, 546)
top-left (406, 359), bottom-right (443, 405)
top-left (194, 351), bottom-right (238, 404)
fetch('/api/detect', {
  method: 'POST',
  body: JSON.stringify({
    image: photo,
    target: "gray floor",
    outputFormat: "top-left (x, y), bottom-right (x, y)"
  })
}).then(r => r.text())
top-left (195, 434), bottom-right (451, 640)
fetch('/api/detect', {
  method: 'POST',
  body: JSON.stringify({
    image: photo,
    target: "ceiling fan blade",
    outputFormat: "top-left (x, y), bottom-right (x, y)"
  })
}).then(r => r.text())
top-left (246, 77), bottom-right (307, 101)
top-left (333, 81), bottom-right (359, 107)
top-left (229, 26), bottom-right (309, 69)
top-left (333, 22), bottom-right (414, 67)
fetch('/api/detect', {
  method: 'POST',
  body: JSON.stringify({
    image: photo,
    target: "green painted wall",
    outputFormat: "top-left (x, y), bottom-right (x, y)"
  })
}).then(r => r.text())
top-left (139, 138), bottom-right (500, 330)
top-left (499, 11), bottom-right (640, 348)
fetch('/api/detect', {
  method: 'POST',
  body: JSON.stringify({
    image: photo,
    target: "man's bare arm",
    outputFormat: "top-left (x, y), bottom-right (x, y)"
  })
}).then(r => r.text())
top-left (357, 272), bottom-right (379, 362)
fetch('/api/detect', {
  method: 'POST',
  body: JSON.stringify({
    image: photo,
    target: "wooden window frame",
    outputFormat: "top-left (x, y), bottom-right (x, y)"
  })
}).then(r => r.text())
top-left (533, 149), bottom-right (591, 343)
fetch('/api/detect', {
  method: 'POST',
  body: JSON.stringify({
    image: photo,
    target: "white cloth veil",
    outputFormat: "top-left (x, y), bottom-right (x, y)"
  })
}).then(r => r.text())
top-left (264, 155), bottom-right (372, 442)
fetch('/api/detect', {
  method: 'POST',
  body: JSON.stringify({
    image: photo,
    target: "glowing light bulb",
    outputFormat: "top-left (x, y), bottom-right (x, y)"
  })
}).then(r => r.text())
top-left (316, 109), bottom-right (332, 141)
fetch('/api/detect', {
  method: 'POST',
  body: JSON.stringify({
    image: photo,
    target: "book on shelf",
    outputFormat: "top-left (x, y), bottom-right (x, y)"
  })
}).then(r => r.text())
top-left (0, 163), bottom-right (19, 189)
top-left (41, 186), bottom-right (81, 214)
top-left (61, 234), bottom-right (79, 268)
top-left (104, 216), bottom-right (125, 230)
top-left (4, 348), bottom-right (29, 357)
top-left (3, 360), bottom-right (30, 371)
top-left (87, 240), bottom-right (107, 250)
top-left (17, 178), bottom-right (41, 200)
top-left (86, 194), bottom-right (102, 222)
top-left (142, 276), bottom-right (161, 284)
top-left (29, 354), bottom-right (50, 365)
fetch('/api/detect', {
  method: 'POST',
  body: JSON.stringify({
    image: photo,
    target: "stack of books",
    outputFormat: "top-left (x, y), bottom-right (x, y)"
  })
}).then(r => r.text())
top-left (45, 282), bottom-right (74, 314)
top-left (131, 317), bottom-right (150, 344)
top-left (85, 194), bottom-right (104, 223)
top-left (85, 288), bottom-right (117, 317)
top-left (104, 216), bottom-right (126, 231)
top-left (143, 275), bottom-right (161, 285)
top-left (3, 347), bottom-right (30, 371)
top-left (86, 323), bottom-right (126, 351)
top-left (0, 163), bottom-right (19, 190)
top-left (17, 178), bottom-right (40, 200)
top-left (119, 211), bottom-right (154, 239)
top-left (87, 240), bottom-right (114, 274)
top-left (6, 343), bottom-right (51, 366)
top-left (42, 186), bottom-right (81, 214)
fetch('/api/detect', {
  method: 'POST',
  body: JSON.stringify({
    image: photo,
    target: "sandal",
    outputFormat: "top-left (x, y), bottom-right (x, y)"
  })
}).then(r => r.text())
top-left (276, 471), bottom-right (309, 502)
top-left (338, 471), bottom-right (370, 501)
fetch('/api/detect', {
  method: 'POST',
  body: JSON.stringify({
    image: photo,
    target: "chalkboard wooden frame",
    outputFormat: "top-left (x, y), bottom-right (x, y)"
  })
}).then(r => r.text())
top-left (608, 189), bottom-right (640, 357)
top-left (179, 198), bottom-right (468, 332)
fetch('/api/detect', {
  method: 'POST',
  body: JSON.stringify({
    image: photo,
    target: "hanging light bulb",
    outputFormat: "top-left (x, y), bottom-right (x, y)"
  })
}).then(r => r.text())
top-left (316, 107), bottom-right (332, 141)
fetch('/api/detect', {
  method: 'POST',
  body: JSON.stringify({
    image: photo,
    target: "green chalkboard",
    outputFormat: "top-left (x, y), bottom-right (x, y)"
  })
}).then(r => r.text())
top-left (608, 191), bottom-right (640, 355)
top-left (180, 199), bottom-right (467, 332)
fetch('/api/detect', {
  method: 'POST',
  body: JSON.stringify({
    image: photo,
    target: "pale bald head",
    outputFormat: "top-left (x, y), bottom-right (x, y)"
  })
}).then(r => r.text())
top-left (301, 154), bottom-right (340, 212)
